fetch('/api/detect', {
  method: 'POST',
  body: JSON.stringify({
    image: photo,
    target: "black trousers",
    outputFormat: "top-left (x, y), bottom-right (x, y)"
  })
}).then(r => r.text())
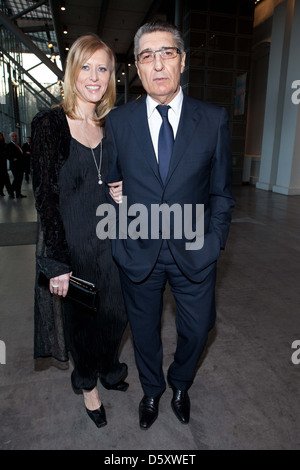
top-left (119, 241), bottom-right (217, 397)
top-left (0, 170), bottom-right (13, 195)
top-left (11, 168), bottom-right (24, 196)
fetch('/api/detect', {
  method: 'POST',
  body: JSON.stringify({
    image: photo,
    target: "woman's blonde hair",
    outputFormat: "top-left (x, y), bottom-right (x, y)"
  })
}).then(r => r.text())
top-left (61, 34), bottom-right (116, 124)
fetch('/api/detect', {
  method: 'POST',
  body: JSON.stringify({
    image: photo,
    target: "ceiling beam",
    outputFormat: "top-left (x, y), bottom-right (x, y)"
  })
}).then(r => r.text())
top-left (9, 0), bottom-right (48, 21)
top-left (97, 0), bottom-right (110, 37)
top-left (0, 11), bottom-right (63, 79)
top-left (20, 25), bottom-right (55, 34)
top-left (49, 0), bottom-right (67, 70)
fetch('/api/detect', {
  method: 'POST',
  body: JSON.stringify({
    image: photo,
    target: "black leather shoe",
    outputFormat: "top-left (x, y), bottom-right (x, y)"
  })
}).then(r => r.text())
top-left (100, 378), bottom-right (129, 392)
top-left (139, 395), bottom-right (161, 430)
top-left (168, 379), bottom-right (190, 424)
top-left (86, 404), bottom-right (107, 428)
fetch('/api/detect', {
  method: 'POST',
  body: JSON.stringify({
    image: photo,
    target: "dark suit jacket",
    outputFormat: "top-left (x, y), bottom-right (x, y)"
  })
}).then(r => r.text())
top-left (0, 142), bottom-right (8, 173)
top-left (22, 142), bottom-right (31, 173)
top-left (6, 141), bottom-right (23, 172)
top-left (105, 93), bottom-right (235, 283)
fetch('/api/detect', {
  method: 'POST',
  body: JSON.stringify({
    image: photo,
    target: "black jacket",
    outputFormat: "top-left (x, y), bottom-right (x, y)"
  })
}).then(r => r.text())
top-left (6, 141), bottom-right (23, 172)
top-left (31, 106), bottom-right (72, 277)
top-left (0, 141), bottom-right (8, 172)
top-left (31, 106), bottom-right (72, 360)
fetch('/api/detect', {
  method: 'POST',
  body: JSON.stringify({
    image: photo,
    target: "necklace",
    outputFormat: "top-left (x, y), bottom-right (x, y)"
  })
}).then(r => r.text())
top-left (80, 122), bottom-right (103, 185)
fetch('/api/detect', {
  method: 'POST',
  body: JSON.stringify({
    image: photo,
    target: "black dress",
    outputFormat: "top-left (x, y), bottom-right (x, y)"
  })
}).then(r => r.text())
top-left (31, 106), bottom-right (127, 392)
top-left (58, 138), bottom-right (127, 391)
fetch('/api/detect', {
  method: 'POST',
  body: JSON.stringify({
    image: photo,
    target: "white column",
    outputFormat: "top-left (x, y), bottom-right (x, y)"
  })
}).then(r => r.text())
top-left (273, 0), bottom-right (300, 195)
top-left (243, 41), bottom-right (270, 184)
top-left (256, 0), bottom-right (292, 191)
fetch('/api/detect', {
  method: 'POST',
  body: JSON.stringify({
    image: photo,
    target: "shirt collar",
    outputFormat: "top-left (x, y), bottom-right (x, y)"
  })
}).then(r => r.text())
top-left (146, 87), bottom-right (183, 119)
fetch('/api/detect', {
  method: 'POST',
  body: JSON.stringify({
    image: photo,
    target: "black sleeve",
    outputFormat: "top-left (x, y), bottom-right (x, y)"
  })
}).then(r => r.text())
top-left (31, 111), bottom-right (72, 277)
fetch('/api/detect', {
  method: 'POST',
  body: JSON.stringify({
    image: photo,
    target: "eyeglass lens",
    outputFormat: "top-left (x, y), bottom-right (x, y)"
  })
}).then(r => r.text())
top-left (139, 48), bottom-right (179, 63)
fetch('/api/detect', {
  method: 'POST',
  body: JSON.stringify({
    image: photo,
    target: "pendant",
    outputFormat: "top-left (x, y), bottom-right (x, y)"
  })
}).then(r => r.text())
top-left (98, 178), bottom-right (103, 185)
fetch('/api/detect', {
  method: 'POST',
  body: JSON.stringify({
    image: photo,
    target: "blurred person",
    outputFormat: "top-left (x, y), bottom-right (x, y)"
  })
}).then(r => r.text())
top-left (22, 136), bottom-right (31, 183)
top-left (6, 131), bottom-right (26, 198)
top-left (0, 132), bottom-right (14, 198)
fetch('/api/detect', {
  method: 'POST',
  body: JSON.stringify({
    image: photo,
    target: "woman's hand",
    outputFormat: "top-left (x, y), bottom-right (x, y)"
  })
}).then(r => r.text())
top-left (108, 181), bottom-right (123, 204)
top-left (50, 272), bottom-right (72, 297)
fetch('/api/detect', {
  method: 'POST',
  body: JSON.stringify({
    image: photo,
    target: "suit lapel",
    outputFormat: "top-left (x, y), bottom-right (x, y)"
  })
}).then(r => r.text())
top-left (129, 96), bottom-right (161, 182)
top-left (127, 94), bottom-right (204, 187)
top-left (165, 95), bottom-right (203, 185)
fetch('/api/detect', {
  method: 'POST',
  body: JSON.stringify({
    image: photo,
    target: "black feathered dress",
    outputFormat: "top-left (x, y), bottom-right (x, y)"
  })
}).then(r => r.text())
top-left (31, 106), bottom-right (128, 390)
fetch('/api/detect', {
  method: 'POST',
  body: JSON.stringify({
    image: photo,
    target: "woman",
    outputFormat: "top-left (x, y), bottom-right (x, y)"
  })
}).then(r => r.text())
top-left (31, 34), bottom-right (127, 428)
top-left (0, 132), bottom-right (14, 198)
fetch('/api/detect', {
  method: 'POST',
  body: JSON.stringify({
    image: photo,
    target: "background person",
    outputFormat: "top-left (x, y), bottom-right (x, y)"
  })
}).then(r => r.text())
top-left (106, 20), bottom-right (235, 430)
top-left (0, 132), bottom-right (14, 198)
top-left (22, 136), bottom-right (31, 183)
top-left (6, 131), bottom-right (26, 198)
top-left (31, 34), bottom-right (128, 429)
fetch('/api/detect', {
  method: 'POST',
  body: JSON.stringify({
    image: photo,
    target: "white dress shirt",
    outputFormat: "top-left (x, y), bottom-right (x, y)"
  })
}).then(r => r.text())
top-left (146, 87), bottom-right (183, 161)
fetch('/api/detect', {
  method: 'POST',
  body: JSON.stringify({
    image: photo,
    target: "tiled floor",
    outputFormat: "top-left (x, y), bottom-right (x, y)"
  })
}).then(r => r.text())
top-left (0, 182), bottom-right (300, 450)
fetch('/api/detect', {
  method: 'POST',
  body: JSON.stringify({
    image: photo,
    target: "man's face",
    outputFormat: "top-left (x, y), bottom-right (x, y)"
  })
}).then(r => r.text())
top-left (135, 31), bottom-right (186, 105)
top-left (10, 133), bottom-right (17, 143)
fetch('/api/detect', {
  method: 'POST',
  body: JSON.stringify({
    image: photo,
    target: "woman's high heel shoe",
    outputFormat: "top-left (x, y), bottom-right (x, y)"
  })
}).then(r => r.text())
top-left (86, 404), bottom-right (107, 428)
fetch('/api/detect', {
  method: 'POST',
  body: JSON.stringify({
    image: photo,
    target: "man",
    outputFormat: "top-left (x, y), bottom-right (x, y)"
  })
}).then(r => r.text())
top-left (0, 132), bottom-right (14, 198)
top-left (106, 20), bottom-right (235, 429)
top-left (6, 131), bottom-right (27, 198)
top-left (22, 136), bottom-right (31, 183)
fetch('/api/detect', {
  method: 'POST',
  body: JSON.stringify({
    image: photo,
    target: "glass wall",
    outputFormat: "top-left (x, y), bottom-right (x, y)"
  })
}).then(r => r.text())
top-left (0, 24), bottom-right (27, 144)
top-left (0, 1), bottom-right (62, 145)
top-left (181, 0), bottom-right (255, 185)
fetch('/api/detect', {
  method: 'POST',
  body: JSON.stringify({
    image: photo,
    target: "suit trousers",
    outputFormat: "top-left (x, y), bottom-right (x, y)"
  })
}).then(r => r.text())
top-left (11, 167), bottom-right (24, 196)
top-left (0, 170), bottom-right (13, 195)
top-left (119, 240), bottom-right (217, 397)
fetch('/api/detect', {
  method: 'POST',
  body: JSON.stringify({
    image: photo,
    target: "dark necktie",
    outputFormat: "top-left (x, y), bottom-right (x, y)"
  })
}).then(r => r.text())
top-left (157, 105), bottom-right (174, 184)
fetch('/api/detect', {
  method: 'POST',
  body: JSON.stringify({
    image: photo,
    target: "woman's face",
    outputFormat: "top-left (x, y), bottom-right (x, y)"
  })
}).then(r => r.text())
top-left (75, 48), bottom-right (111, 106)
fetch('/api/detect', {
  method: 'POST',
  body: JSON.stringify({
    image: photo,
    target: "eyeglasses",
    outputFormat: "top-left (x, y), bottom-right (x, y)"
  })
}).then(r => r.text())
top-left (137, 47), bottom-right (181, 64)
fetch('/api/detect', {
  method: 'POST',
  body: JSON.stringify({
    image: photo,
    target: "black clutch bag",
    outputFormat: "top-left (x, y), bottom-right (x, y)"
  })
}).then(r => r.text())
top-left (38, 273), bottom-right (99, 312)
top-left (67, 276), bottom-right (99, 312)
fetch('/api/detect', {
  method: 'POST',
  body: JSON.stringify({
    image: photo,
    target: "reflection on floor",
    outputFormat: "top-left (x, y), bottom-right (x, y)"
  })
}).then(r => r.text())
top-left (0, 183), bottom-right (300, 450)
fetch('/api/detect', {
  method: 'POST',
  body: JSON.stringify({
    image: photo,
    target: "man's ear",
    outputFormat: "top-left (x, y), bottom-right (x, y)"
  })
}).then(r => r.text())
top-left (135, 61), bottom-right (141, 80)
top-left (180, 52), bottom-right (186, 74)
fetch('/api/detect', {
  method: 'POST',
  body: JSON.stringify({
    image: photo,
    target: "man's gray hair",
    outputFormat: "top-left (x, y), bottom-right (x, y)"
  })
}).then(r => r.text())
top-left (134, 20), bottom-right (185, 60)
